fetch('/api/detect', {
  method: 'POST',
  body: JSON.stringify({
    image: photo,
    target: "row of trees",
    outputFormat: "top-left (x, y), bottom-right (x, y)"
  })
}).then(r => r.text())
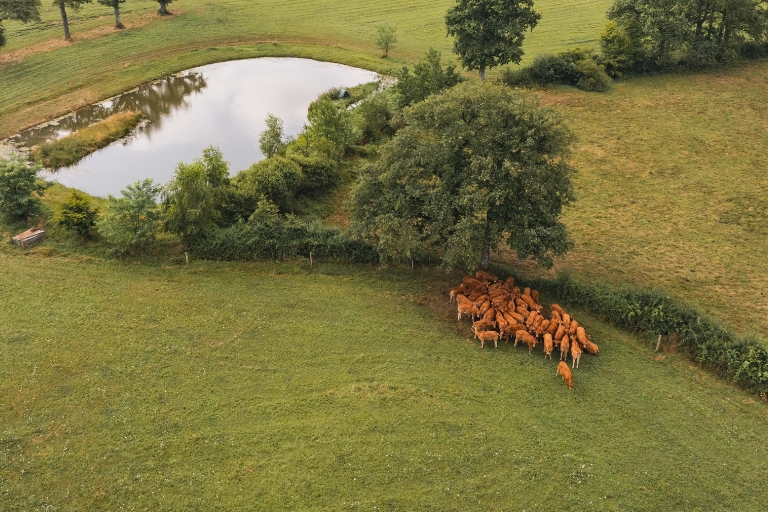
top-left (0, 0), bottom-right (173, 47)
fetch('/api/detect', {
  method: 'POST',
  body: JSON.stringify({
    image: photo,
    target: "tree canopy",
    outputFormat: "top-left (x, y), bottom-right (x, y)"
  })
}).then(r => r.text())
top-left (445, 0), bottom-right (541, 80)
top-left (0, 155), bottom-right (50, 220)
top-left (349, 81), bottom-right (576, 270)
top-left (0, 0), bottom-right (41, 47)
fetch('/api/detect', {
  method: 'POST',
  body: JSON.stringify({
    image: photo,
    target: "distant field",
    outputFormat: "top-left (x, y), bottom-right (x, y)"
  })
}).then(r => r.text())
top-left (2, 250), bottom-right (768, 510)
top-left (502, 61), bottom-right (768, 337)
top-left (0, 0), bottom-right (613, 137)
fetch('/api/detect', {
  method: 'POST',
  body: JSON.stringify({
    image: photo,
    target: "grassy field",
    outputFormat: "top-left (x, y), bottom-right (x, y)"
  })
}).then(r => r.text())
top-left (500, 61), bottom-right (768, 337)
top-left (0, 0), bottom-right (613, 137)
top-left (2, 248), bottom-right (768, 510)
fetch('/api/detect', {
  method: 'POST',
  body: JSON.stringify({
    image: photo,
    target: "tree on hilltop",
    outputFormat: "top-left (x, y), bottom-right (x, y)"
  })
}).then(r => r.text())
top-left (97, 0), bottom-right (126, 29)
top-left (0, 0), bottom-right (41, 48)
top-left (52, 0), bottom-right (92, 41)
top-left (445, 0), bottom-right (541, 81)
top-left (349, 82), bottom-right (576, 270)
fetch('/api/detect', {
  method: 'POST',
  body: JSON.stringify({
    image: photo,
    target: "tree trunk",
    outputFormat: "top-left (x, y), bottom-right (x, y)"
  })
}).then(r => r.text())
top-left (114, 5), bottom-right (124, 29)
top-left (158, 2), bottom-right (169, 15)
top-left (479, 66), bottom-right (486, 82)
top-left (59, 2), bottom-right (72, 41)
top-left (480, 247), bottom-right (490, 270)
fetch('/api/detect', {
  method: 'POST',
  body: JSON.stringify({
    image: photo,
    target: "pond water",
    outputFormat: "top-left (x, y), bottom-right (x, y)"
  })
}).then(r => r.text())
top-left (11, 58), bottom-right (379, 197)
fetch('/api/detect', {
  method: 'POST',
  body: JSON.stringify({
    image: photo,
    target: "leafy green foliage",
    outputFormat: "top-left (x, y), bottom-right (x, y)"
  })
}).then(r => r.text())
top-left (394, 49), bottom-right (465, 107)
top-left (373, 21), bottom-right (398, 57)
top-left (352, 93), bottom-right (394, 143)
top-left (55, 190), bottom-right (99, 237)
top-left (350, 81), bottom-right (576, 270)
top-left (445, 0), bottom-right (541, 79)
top-left (235, 157), bottom-right (302, 212)
top-left (290, 155), bottom-right (340, 194)
top-left (98, 179), bottom-right (162, 253)
top-left (306, 97), bottom-right (357, 156)
top-left (0, 0), bottom-right (41, 47)
top-left (500, 48), bottom-right (612, 92)
top-left (0, 155), bottom-right (50, 220)
top-left (258, 113), bottom-right (287, 159)
top-left (602, 0), bottom-right (768, 74)
top-left (163, 146), bottom-right (230, 243)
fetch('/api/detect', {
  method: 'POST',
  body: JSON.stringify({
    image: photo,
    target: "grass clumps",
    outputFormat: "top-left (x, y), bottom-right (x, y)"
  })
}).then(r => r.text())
top-left (31, 110), bottom-right (142, 169)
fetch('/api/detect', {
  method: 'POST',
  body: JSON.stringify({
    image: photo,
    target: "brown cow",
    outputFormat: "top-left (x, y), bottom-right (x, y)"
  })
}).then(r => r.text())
top-left (475, 329), bottom-right (500, 349)
top-left (511, 287), bottom-right (521, 299)
top-left (506, 310), bottom-right (525, 324)
top-left (583, 341), bottom-right (600, 355)
top-left (571, 337), bottom-right (582, 368)
top-left (523, 287), bottom-right (531, 297)
top-left (559, 336), bottom-right (570, 361)
top-left (554, 325), bottom-right (567, 342)
top-left (476, 270), bottom-right (498, 283)
top-left (515, 330), bottom-right (538, 353)
top-left (550, 310), bottom-right (562, 323)
top-left (576, 326), bottom-right (589, 347)
top-left (520, 294), bottom-right (539, 311)
top-left (546, 319), bottom-right (560, 336)
top-left (472, 319), bottom-right (495, 335)
top-left (479, 300), bottom-right (492, 317)
top-left (457, 300), bottom-right (480, 321)
top-left (543, 333), bottom-right (554, 359)
top-left (526, 310), bottom-right (539, 327)
top-left (503, 277), bottom-right (515, 289)
top-left (515, 297), bottom-right (528, 309)
top-left (531, 315), bottom-right (545, 331)
top-left (516, 305), bottom-right (530, 318)
top-left (482, 306), bottom-right (496, 324)
top-left (531, 289), bottom-right (539, 303)
top-left (557, 361), bottom-right (574, 389)
top-left (561, 313), bottom-right (571, 330)
top-left (569, 320), bottom-right (580, 336)
top-left (536, 319), bottom-right (551, 338)
top-left (449, 285), bottom-right (467, 302)
top-left (551, 304), bottom-right (566, 316)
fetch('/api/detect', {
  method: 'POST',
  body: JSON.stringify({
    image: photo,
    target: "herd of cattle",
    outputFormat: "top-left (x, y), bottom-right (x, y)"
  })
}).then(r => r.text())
top-left (450, 271), bottom-right (600, 389)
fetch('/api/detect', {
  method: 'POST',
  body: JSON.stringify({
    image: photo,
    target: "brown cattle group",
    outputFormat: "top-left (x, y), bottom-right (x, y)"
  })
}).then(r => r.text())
top-left (450, 271), bottom-right (600, 389)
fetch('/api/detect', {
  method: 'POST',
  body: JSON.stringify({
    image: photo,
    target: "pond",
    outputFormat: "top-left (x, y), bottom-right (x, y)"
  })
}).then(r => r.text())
top-left (10, 58), bottom-right (379, 197)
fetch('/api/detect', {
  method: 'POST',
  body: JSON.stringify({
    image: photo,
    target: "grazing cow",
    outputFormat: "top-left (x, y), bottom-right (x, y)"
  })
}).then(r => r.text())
top-left (516, 305), bottom-right (530, 318)
top-left (557, 361), bottom-right (574, 389)
top-left (496, 312), bottom-right (509, 329)
top-left (576, 326), bottom-right (589, 347)
top-left (511, 287), bottom-right (521, 299)
top-left (526, 310), bottom-right (539, 326)
top-left (449, 285), bottom-right (466, 302)
top-left (507, 311), bottom-right (525, 324)
top-left (491, 295), bottom-right (508, 308)
top-left (523, 287), bottom-right (531, 297)
top-left (536, 319), bottom-right (551, 338)
top-left (503, 277), bottom-right (515, 289)
top-left (521, 294), bottom-right (539, 311)
top-left (561, 314), bottom-right (571, 330)
top-left (551, 304), bottom-right (566, 316)
top-left (474, 294), bottom-right (490, 307)
top-left (476, 329), bottom-right (500, 349)
top-left (481, 306), bottom-right (496, 324)
top-left (531, 290), bottom-right (539, 303)
top-left (457, 300), bottom-right (480, 321)
top-left (559, 336), bottom-right (570, 361)
top-left (531, 315), bottom-right (545, 331)
top-left (515, 331), bottom-right (538, 353)
top-left (463, 276), bottom-right (485, 288)
top-left (546, 319), bottom-right (560, 336)
top-left (571, 338), bottom-right (582, 368)
top-left (568, 320), bottom-right (580, 336)
top-left (554, 325), bottom-right (567, 342)
top-left (479, 300), bottom-right (492, 317)
top-left (515, 297), bottom-right (528, 309)
top-left (543, 333), bottom-right (554, 359)
top-left (550, 310), bottom-right (562, 323)
top-left (473, 319), bottom-right (495, 335)
top-left (476, 270), bottom-right (498, 283)
top-left (583, 341), bottom-right (600, 355)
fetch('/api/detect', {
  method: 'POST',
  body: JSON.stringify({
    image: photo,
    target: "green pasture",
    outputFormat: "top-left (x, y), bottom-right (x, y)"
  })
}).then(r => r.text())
top-left (2, 249), bottom-right (768, 510)
top-left (0, 0), bottom-right (613, 137)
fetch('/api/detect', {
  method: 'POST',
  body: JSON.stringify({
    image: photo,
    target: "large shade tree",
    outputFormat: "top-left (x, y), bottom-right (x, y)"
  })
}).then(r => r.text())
top-left (349, 82), bottom-right (576, 270)
top-left (0, 0), bottom-right (41, 47)
top-left (445, 0), bottom-right (541, 80)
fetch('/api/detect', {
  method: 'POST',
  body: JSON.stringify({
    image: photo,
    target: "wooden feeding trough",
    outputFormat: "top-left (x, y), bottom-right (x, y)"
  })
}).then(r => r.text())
top-left (11, 228), bottom-right (45, 247)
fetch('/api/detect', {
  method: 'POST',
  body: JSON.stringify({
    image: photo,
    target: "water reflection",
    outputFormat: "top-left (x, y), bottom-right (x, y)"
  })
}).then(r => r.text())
top-left (14, 58), bottom-right (378, 197)
top-left (13, 72), bottom-right (208, 148)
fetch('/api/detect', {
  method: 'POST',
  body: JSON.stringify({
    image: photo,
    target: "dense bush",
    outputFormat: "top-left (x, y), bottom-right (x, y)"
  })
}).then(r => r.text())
top-left (511, 273), bottom-right (768, 396)
top-left (235, 157), bottom-right (303, 212)
top-left (500, 48), bottom-right (612, 92)
top-left (394, 49), bottom-right (465, 107)
top-left (290, 155), bottom-right (340, 194)
top-left (353, 93), bottom-right (395, 144)
top-left (98, 179), bottom-right (163, 254)
top-left (306, 97), bottom-right (358, 155)
top-left (0, 155), bottom-right (50, 220)
top-left (55, 190), bottom-right (99, 237)
top-left (188, 199), bottom-right (378, 263)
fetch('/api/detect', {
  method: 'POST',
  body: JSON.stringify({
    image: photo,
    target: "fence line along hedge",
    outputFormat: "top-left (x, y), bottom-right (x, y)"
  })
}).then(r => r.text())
top-left (502, 271), bottom-right (768, 397)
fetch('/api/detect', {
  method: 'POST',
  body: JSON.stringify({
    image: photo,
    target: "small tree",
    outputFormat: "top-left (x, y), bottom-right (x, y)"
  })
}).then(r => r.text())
top-left (0, 155), bottom-right (50, 220)
top-left (349, 82), bottom-right (576, 270)
top-left (52, 0), bottom-right (92, 41)
top-left (163, 146), bottom-right (230, 244)
top-left (98, 179), bottom-right (162, 252)
top-left (373, 22), bottom-right (398, 57)
top-left (306, 98), bottom-right (356, 157)
top-left (97, 0), bottom-right (125, 29)
top-left (259, 114), bottom-right (287, 158)
top-left (445, 0), bottom-right (541, 80)
top-left (55, 190), bottom-right (99, 237)
top-left (395, 48), bottom-right (465, 107)
top-left (156, 0), bottom-right (172, 15)
top-left (0, 0), bottom-right (41, 48)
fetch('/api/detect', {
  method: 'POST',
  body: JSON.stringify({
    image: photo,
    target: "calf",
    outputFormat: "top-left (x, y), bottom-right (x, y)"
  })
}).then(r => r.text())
top-left (571, 337), bottom-right (582, 368)
top-left (556, 361), bottom-right (574, 389)
top-left (543, 333), bottom-right (554, 360)
top-left (476, 329), bottom-right (500, 349)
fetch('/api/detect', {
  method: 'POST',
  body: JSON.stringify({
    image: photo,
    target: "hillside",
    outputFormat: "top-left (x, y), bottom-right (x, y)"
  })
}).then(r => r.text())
top-left (2, 251), bottom-right (768, 510)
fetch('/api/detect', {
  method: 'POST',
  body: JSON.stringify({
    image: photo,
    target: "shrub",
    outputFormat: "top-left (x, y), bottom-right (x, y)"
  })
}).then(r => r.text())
top-left (499, 48), bottom-right (611, 92)
top-left (235, 157), bottom-right (303, 212)
top-left (306, 98), bottom-right (357, 155)
top-left (55, 190), bottom-right (99, 237)
top-left (0, 154), bottom-right (50, 220)
top-left (290, 155), bottom-right (340, 194)
top-left (394, 48), bottom-right (465, 107)
top-left (259, 113), bottom-right (287, 158)
top-left (98, 179), bottom-right (162, 253)
top-left (353, 93), bottom-right (394, 144)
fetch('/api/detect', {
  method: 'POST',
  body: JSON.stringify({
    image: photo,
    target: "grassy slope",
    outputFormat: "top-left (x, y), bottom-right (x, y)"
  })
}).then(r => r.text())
top-left (0, 0), bottom-right (613, 137)
top-left (500, 62), bottom-right (768, 336)
top-left (2, 249), bottom-right (768, 510)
